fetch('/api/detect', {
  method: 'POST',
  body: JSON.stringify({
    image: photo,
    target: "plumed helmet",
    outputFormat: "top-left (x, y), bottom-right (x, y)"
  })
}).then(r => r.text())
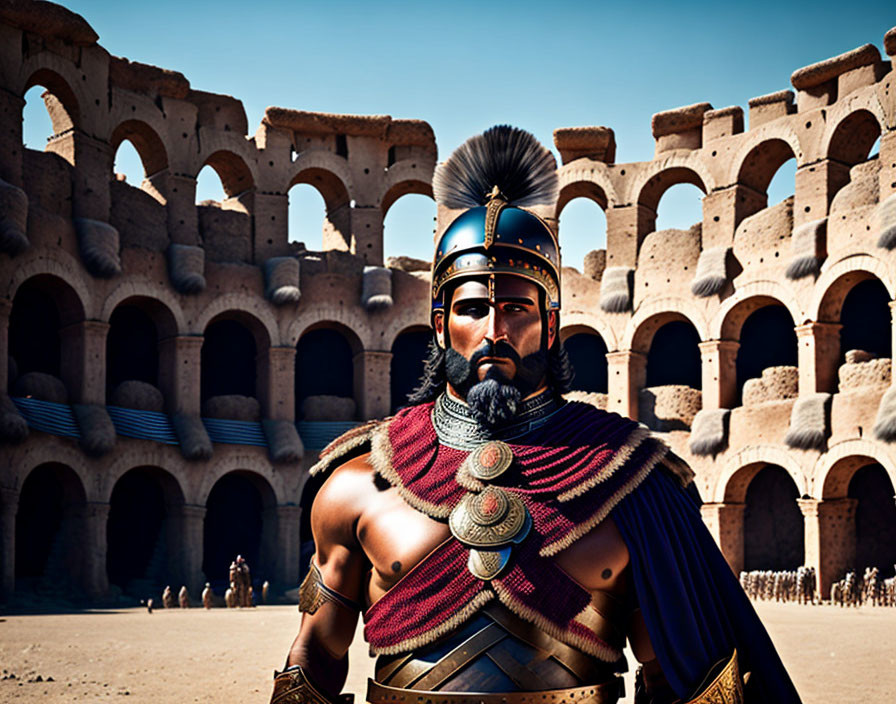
top-left (431, 126), bottom-right (560, 317)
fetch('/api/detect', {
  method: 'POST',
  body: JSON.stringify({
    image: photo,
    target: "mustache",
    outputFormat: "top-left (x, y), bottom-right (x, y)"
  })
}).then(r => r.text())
top-left (468, 339), bottom-right (522, 368)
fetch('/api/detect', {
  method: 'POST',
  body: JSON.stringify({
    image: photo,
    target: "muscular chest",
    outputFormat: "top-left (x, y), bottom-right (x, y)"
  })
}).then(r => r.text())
top-left (357, 486), bottom-right (629, 604)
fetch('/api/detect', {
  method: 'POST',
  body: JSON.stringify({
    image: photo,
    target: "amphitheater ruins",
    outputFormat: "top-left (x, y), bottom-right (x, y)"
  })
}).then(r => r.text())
top-left (1, 2), bottom-right (895, 607)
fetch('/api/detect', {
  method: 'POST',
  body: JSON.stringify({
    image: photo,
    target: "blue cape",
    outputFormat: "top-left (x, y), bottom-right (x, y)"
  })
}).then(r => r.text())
top-left (612, 469), bottom-right (802, 702)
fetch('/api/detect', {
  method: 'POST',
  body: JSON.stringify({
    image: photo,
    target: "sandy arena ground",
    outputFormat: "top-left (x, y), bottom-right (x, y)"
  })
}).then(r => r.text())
top-left (0, 601), bottom-right (893, 703)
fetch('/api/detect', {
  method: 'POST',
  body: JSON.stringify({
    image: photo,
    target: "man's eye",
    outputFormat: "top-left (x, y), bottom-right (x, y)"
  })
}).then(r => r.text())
top-left (458, 303), bottom-right (488, 317)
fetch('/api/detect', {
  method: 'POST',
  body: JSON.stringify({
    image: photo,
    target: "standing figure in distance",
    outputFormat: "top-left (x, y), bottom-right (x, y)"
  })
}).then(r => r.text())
top-left (270, 126), bottom-right (801, 704)
top-left (202, 582), bottom-right (214, 609)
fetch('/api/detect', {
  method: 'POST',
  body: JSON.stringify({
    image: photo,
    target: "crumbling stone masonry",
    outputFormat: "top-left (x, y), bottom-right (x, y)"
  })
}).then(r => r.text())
top-left (1, 2), bottom-right (895, 603)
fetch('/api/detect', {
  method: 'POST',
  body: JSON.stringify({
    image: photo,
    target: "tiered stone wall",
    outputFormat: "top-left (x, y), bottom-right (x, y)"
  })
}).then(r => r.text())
top-left (1, 1), bottom-right (895, 602)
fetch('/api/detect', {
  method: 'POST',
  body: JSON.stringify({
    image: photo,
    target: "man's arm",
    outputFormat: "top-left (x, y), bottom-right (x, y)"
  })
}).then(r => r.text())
top-left (273, 455), bottom-right (373, 702)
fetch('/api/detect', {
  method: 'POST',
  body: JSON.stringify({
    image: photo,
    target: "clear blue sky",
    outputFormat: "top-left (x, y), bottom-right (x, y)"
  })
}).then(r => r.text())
top-left (22, 1), bottom-right (895, 267)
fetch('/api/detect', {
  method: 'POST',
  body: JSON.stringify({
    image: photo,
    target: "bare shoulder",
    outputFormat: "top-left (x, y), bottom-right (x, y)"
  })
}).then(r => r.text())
top-left (554, 516), bottom-right (630, 593)
top-left (311, 452), bottom-right (377, 551)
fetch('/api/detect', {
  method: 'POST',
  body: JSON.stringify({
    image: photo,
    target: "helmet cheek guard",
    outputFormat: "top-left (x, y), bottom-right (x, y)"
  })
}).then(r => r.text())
top-left (431, 198), bottom-right (561, 329)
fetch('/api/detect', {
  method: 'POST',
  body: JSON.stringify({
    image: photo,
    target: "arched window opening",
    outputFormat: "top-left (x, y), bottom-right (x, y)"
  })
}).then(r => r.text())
top-left (564, 332), bottom-right (608, 394)
top-left (195, 164), bottom-right (226, 205)
top-left (203, 473), bottom-right (273, 587)
top-left (839, 278), bottom-right (891, 363)
top-left (639, 320), bottom-right (702, 432)
top-left (9, 281), bottom-right (61, 380)
top-left (743, 464), bottom-right (803, 571)
top-left (296, 328), bottom-right (355, 420)
top-left (22, 85), bottom-right (55, 150)
top-left (288, 183), bottom-right (328, 249)
top-left (558, 197), bottom-right (607, 273)
top-left (646, 321), bottom-right (701, 389)
top-left (15, 464), bottom-right (87, 593)
top-left (390, 328), bottom-right (432, 413)
top-left (107, 468), bottom-right (177, 595)
top-left (112, 138), bottom-right (144, 186)
top-left (849, 463), bottom-right (896, 577)
top-left (765, 158), bottom-right (797, 208)
top-left (107, 305), bottom-right (159, 398)
top-left (383, 193), bottom-right (436, 262)
top-left (735, 305), bottom-right (798, 405)
top-left (201, 319), bottom-right (257, 402)
top-left (829, 110), bottom-right (882, 168)
top-left (869, 136), bottom-right (881, 160)
top-left (655, 183), bottom-right (704, 232)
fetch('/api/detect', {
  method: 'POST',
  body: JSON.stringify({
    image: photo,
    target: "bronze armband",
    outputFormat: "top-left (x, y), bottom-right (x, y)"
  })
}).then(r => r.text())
top-left (298, 561), bottom-right (363, 615)
top-left (270, 666), bottom-right (354, 704)
top-left (683, 650), bottom-right (747, 704)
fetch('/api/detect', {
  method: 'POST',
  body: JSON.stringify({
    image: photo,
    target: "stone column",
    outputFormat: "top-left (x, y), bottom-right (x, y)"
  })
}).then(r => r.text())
top-left (59, 320), bottom-right (110, 404)
top-left (82, 501), bottom-right (111, 599)
top-left (700, 502), bottom-right (746, 575)
top-left (794, 160), bottom-right (851, 227)
top-left (0, 88), bottom-right (25, 187)
top-left (699, 340), bottom-right (740, 409)
top-left (162, 174), bottom-right (200, 246)
top-left (252, 192), bottom-right (290, 263)
top-left (158, 335), bottom-right (203, 415)
top-left (177, 504), bottom-right (206, 595)
top-left (795, 322), bottom-right (842, 395)
top-left (0, 486), bottom-right (19, 602)
top-left (798, 497), bottom-right (857, 600)
top-left (48, 131), bottom-right (113, 222)
top-left (258, 346), bottom-right (296, 421)
top-left (0, 297), bottom-right (12, 394)
top-left (606, 350), bottom-right (646, 420)
top-left (701, 187), bottom-right (766, 249)
top-left (350, 206), bottom-right (384, 266)
top-left (353, 350), bottom-right (392, 421)
top-left (276, 504), bottom-right (302, 587)
top-left (889, 301), bottom-right (896, 366)
top-left (605, 204), bottom-right (655, 268)
top-left (878, 130), bottom-right (896, 203)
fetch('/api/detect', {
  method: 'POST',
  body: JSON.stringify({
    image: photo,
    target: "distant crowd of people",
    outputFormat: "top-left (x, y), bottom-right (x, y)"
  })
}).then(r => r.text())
top-left (740, 565), bottom-right (896, 606)
top-left (143, 556), bottom-right (268, 611)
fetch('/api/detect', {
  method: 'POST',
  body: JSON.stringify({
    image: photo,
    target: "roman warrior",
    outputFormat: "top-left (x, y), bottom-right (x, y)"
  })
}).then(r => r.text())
top-left (270, 126), bottom-right (801, 704)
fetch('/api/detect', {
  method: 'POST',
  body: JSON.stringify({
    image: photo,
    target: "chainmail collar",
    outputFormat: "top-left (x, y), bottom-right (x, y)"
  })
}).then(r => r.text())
top-left (431, 387), bottom-right (564, 450)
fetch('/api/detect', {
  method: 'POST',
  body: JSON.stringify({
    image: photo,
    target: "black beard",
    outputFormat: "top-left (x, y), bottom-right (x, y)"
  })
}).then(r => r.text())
top-left (444, 340), bottom-right (548, 427)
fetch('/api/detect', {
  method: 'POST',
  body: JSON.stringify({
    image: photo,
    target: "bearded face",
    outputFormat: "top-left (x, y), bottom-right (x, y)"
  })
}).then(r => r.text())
top-left (434, 277), bottom-right (555, 427)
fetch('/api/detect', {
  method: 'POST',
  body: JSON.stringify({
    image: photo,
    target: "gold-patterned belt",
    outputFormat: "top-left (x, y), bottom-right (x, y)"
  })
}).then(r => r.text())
top-left (366, 678), bottom-right (623, 704)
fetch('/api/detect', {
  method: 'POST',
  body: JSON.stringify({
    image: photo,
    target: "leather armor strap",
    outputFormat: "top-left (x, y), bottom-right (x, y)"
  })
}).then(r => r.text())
top-left (367, 679), bottom-right (623, 704)
top-left (270, 666), bottom-right (354, 704)
top-left (377, 603), bottom-right (620, 693)
top-left (299, 560), bottom-right (362, 614)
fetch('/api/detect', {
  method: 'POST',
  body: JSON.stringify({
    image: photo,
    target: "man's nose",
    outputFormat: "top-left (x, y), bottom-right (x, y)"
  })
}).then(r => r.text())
top-left (485, 305), bottom-right (507, 342)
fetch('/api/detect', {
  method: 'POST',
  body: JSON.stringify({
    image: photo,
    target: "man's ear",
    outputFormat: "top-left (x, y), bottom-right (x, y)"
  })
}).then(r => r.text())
top-left (547, 310), bottom-right (558, 349)
top-left (434, 311), bottom-right (446, 349)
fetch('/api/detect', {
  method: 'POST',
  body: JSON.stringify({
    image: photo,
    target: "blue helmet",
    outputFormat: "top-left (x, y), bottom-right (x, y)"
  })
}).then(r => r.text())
top-left (431, 126), bottom-right (560, 318)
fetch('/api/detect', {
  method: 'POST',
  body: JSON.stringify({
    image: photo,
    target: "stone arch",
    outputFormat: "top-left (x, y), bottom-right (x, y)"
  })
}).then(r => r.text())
top-left (194, 294), bottom-right (279, 346)
top-left (560, 324), bottom-right (609, 394)
top-left (635, 165), bottom-right (709, 215)
top-left (560, 316), bottom-right (618, 353)
top-left (100, 282), bottom-right (186, 336)
top-left (15, 462), bottom-right (89, 593)
top-left (6, 253), bottom-right (92, 319)
top-left (381, 172), bottom-right (433, 215)
top-left (390, 324), bottom-right (432, 412)
top-left (812, 255), bottom-right (895, 322)
top-left (8, 273), bottom-right (87, 389)
top-left (555, 180), bottom-right (609, 219)
top-left (106, 465), bottom-right (187, 595)
top-left (199, 149), bottom-right (255, 206)
top-left (295, 321), bottom-right (364, 421)
top-left (716, 445), bottom-right (806, 503)
top-left (624, 298), bottom-right (708, 351)
top-left (287, 307), bottom-right (373, 349)
top-left (289, 160), bottom-right (353, 252)
top-left (825, 108), bottom-right (883, 168)
top-left (202, 469), bottom-right (279, 586)
top-left (22, 67), bottom-right (80, 135)
top-left (816, 440), bottom-right (896, 500)
top-left (734, 138), bottom-right (799, 225)
top-left (712, 282), bottom-right (802, 339)
top-left (109, 119), bottom-right (168, 180)
top-left (200, 309), bottom-right (272, 404)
